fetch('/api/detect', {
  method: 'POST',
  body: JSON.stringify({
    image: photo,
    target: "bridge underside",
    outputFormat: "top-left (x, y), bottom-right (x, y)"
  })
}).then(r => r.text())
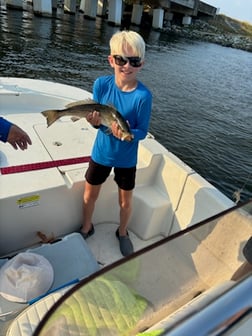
top-left (5, 0), bottom-right (217, 28)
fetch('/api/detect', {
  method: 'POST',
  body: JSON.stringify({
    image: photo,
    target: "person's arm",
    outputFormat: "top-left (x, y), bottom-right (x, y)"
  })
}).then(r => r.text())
top-left (90, 78), bottom-right (109, 133)
top-left (0, 117), bottom-right (32, 150)
top-left (0, 117), bottom-right (12, 143)
top-left (130, 93), bottom-right (152, 142)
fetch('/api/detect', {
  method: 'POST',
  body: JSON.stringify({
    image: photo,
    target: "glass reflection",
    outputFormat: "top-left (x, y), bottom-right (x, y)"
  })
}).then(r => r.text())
top-left (35, 200), bottom-right (252, 335)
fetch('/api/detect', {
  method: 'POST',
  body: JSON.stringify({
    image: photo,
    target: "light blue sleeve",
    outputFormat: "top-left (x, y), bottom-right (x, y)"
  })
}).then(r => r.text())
top-left (130, 92), bottom-right (152, 142)
top-left (93, 78), bottom-right (110, 134)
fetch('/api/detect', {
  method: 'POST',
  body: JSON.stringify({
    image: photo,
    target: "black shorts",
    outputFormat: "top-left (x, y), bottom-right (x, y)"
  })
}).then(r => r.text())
top-left (85, 159), bottom-right (136, 191)
top-left (243, 236), bottom-right (252, 264)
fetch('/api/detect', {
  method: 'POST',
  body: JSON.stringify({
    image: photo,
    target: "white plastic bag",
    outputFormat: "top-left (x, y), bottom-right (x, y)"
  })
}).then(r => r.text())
top-left (0, 252), bottom-right (54, 303)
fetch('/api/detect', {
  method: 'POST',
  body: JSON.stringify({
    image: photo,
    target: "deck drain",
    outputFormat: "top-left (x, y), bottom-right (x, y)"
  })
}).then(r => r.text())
top-left (53, 141), bottom-right (62, 146)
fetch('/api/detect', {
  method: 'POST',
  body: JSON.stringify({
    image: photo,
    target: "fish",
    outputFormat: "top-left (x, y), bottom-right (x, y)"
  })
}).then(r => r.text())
top-left (41, 99), bottom-right (134, 141)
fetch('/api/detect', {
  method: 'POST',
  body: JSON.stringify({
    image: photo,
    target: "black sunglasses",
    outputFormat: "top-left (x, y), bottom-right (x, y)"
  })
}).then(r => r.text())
top-left (113, 55), bottom-right (142, 68)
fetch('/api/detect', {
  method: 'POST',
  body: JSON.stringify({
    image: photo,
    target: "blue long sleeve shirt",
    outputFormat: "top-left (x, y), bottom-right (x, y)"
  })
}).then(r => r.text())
top-left (0, 117), bottom-right (12, 143)
top-left (91, 75), bottom-right (152, 168)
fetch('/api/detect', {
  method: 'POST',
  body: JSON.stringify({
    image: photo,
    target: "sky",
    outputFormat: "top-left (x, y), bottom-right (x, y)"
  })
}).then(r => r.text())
top-left (206, 0), bottom-right (252, 24)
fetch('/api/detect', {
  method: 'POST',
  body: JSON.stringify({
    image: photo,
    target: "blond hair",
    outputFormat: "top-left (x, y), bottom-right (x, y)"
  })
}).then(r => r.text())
top-left (109, 30), bottom-right (145, 60)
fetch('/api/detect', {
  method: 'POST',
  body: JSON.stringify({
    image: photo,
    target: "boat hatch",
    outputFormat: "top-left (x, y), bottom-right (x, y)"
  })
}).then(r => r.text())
top-left (33, 120), bottom-right (95, 173)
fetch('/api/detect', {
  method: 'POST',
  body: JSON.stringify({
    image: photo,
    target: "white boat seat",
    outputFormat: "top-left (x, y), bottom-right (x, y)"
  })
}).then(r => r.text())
top-left (130, 186), bottom-right (172, 240)
top-left (6, 285), bottom-right (72, 336)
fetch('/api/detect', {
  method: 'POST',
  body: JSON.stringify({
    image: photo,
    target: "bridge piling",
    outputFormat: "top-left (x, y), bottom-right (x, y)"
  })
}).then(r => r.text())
top-left (4, 1), bottom-right (217, 30)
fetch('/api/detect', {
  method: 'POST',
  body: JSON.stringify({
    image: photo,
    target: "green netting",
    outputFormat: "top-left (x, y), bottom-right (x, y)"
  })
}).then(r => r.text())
top-left (39, 275), bottom-right (150, 336)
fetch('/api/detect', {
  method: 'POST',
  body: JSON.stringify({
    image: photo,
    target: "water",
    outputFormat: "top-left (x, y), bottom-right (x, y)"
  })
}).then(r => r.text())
top-left (1, 5), bottom-right (252, 202)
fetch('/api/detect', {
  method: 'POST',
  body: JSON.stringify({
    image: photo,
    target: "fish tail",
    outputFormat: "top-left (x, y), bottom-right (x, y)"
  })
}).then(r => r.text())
top-left (41, 110), bottom-right (60, 127)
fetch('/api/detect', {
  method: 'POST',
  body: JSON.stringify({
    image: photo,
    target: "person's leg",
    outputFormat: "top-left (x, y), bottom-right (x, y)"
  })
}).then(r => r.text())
top-left (116, 187), bottom-right (134, 256)
top-left (114, 166), bottom-right (135, 235)
top-left (82, 181), bottom-right (101, 234)
top-left (114, 166), bottom-right (136, 256)
top-left (118, 188), bottom-right (133, 236)
top-left (81, 159), bottom-right (111, 236)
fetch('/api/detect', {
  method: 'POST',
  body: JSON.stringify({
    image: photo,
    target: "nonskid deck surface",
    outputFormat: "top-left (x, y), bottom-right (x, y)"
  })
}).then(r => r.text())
top-left (86, 223), bottom-right (163, 266)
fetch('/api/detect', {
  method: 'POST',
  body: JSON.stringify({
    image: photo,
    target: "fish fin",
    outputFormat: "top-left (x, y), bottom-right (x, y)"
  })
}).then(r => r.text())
top-left (71, 116), bottom-right (81, 122)
top-left (41, 110), bottom-right (60, 127)
top-left (107, 103), bottom-right (117, 112)
top-left (122, 134), bottom-right (134, 142)
top-left (66, 98), bottom-right (96, 108)
top-left (105, 128), bottom-right (112, 135)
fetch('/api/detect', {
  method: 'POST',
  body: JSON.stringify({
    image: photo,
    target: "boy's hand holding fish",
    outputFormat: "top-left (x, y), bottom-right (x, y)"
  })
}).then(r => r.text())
top-left (86, 111), bottom-right (101, 128)
top-left (86, 111), bottom-right (128, 141)
top-left (111, 119), bottom-right (128, 141)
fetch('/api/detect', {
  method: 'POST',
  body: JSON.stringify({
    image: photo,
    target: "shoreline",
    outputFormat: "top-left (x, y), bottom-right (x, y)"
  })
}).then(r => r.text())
top-left (160, 19), bottom-right (252, 53)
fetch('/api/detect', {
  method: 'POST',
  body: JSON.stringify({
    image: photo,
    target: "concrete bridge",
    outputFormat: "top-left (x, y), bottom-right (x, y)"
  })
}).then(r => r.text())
top-left (5, 0), bottom-right (217, 29)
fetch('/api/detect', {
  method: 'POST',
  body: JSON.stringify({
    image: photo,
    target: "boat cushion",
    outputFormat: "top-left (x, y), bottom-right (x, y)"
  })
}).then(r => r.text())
top-left (7, 275), bottom-right (150, 336)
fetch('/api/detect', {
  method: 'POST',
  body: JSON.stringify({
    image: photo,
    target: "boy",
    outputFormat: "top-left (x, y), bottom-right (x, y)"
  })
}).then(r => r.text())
top-left (81, 30), bottom-right (152, 256)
